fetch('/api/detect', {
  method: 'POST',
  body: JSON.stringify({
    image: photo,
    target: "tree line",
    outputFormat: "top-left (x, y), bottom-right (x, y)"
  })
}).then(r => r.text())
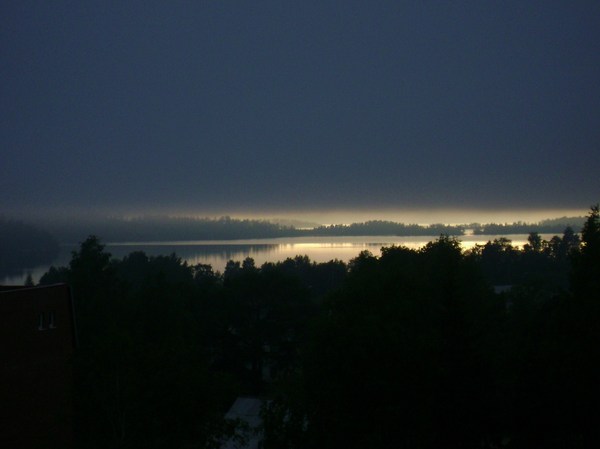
top-left (472, 216), bottom-right (585, 235)
top-left (34, 206), bottom-right (599, 448)
top-left (24, 214), bottom-right (587, 245)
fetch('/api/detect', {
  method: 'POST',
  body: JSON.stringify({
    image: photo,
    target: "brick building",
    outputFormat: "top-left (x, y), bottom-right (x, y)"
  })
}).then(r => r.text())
top-left (0, 283), bottom-right (77, 449)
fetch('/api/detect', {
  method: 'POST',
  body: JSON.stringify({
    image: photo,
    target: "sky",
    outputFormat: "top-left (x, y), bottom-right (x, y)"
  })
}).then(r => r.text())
top-left (2, 1), bottom-right (599, 224)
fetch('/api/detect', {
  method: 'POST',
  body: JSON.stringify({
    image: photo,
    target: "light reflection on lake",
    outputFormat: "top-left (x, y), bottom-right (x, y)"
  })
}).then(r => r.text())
top-left (2, 234), bottom-right (555, 285)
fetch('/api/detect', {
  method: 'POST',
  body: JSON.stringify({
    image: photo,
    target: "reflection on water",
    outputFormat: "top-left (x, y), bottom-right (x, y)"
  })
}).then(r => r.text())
top-left (1, 234), bottom-right (554, 285)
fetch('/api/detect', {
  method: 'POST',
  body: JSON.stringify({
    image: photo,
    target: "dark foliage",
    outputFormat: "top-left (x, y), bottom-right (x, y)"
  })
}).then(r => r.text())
top-left (466, 228), bottom-right (579, 290)
top-left (31, 205), bottom-right (600, 448)
top-left (264, 208), bottom-right (600, 449)
top-left (38, 237), bottom-right (342, 448)
top-left (273, 238), bottom-right (504, 449)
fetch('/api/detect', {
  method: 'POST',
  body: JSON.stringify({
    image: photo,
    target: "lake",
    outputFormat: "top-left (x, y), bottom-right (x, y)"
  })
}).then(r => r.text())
top-left (1, 234), bottom-right (554, 285)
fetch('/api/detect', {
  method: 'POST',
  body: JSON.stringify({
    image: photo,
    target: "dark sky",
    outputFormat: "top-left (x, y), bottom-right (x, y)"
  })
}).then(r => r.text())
top-left (2, 1), bottom-right (599, 221)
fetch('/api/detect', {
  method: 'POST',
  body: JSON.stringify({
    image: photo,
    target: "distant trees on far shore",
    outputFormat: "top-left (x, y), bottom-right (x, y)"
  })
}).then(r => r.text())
top-left (310, 220), bottom-right (464, 236)
top-left (472, 216), bottom-right (585, 235)
top-left (25, 214), bottom-right (588, 245)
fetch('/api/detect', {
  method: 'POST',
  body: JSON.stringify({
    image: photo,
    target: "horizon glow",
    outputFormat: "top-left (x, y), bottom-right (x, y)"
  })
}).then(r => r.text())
top-left (7, 205), bottom-right (591, 227)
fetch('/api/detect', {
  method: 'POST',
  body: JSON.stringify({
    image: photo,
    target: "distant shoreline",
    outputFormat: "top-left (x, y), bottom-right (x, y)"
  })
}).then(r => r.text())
top-left (2, 214), bottom-right (587, 246)
top-left (43, 215), bottom-right (585, 244)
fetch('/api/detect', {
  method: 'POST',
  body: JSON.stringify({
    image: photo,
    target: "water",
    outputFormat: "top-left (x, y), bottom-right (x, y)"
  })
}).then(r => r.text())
top-left (1, 234), bottom-right (553, 285)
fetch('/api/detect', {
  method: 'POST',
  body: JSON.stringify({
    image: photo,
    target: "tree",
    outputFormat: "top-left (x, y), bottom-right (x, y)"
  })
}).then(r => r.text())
top-left (290, 237), bottom-right (502, 449)
top-left (24, 272), bottom-right (34, 286)
top-left (471, 238), bottom-right (519, 285)
top-left (581, 205), bottom-right (600, 251)
top-left (509, 205), bottom-right (600, 447)
top-left (524, 232), bottom-right (543, 252)
top-left (40, 237), bottom-right (236, 448)
top-left (571, 204), bottom-right (600, 295)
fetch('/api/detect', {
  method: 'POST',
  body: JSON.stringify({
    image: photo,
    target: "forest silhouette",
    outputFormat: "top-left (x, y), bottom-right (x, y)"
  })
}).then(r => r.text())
top-left (23, 205), bottom-right (600, 448)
